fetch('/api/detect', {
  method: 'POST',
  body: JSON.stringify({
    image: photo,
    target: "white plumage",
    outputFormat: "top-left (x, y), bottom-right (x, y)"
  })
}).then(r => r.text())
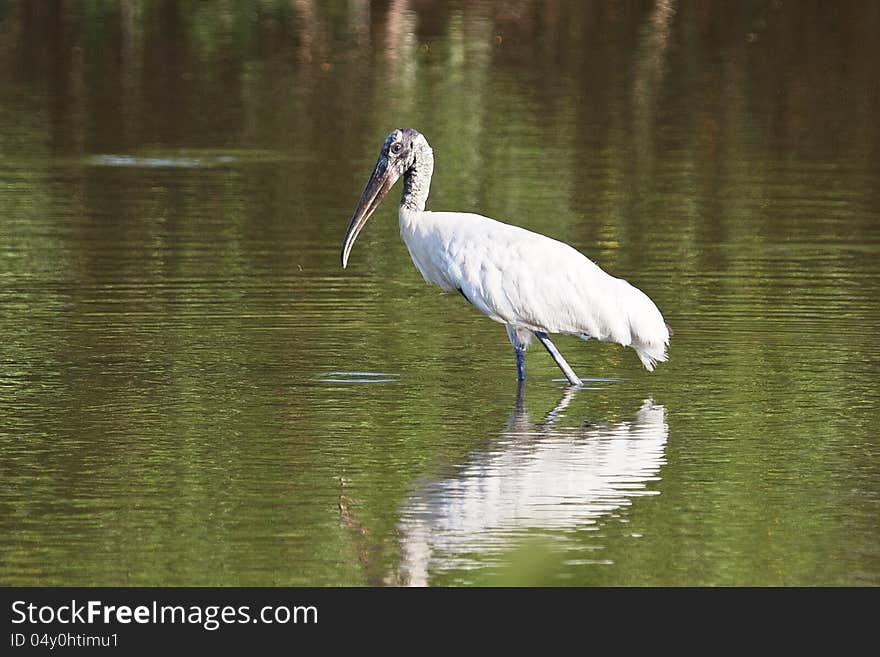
top-left (399, 208), bottom-right (670, 371)
top-left (342, 128), bottom-right (670, 384)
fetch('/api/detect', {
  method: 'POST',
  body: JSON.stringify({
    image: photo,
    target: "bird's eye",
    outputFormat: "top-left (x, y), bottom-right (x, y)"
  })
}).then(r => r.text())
top-left (390, 142), bottom-right (403, 155)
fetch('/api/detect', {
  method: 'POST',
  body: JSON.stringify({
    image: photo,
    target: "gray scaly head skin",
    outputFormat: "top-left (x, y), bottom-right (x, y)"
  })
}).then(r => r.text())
top-left (340, 128), bottom-right (434, 268)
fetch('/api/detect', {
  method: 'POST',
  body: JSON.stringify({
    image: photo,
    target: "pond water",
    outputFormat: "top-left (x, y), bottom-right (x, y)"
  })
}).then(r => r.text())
top-left (1, 1), bottom-right (878, 586)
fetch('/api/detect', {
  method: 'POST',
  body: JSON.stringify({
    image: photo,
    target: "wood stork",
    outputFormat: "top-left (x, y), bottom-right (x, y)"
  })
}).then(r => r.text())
top-left (341, 128), bottom-right (671, 386)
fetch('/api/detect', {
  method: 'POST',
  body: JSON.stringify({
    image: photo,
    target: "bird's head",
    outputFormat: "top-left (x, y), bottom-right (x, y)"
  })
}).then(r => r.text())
top-left (341, 128), bottom-right (429, 268)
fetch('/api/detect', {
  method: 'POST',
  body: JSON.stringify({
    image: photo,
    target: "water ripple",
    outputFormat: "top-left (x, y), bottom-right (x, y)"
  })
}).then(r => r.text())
top-left (318, 371), bottom-right (401, 383)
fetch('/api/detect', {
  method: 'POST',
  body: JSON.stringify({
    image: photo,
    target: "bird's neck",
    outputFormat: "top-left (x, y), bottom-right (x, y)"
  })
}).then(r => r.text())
top-left (400, 148), bottom-right (434, 212)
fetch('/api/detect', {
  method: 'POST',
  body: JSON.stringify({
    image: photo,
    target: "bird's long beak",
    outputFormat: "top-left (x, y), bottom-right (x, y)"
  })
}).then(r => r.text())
top-left (341, 156), bottom-right (398, 268)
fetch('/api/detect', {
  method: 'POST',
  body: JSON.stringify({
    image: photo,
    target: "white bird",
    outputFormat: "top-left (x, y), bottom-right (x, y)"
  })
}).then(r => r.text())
top-left (341, 128), bottom-right (671, 385)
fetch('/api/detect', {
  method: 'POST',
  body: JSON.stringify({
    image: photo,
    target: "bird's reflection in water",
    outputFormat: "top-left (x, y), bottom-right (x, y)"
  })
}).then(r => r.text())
top-left (390, 386), bottom-right (668, 586)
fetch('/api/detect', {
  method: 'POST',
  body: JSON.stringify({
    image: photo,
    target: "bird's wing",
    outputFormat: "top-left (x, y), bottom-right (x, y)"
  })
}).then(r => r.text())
top-left (419, 212), bottom-right (636, 342)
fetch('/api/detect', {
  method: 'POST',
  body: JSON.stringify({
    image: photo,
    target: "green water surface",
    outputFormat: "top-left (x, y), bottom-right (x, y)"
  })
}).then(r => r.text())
top-left (1, 1), bottom-right (878, 586)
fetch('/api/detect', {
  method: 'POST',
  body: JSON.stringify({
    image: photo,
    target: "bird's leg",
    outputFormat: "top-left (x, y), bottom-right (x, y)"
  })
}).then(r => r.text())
top-left (505, 325), bottom-right (531, 382)
top-left (534, 331), bottom-right (582, 386)
top-left (514, 345), bottom-right (526, 381)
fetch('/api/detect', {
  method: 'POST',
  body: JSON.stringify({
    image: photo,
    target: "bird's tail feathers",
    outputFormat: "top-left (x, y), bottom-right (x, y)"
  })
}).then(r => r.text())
top-left (634, 342), bottom-right (668, 372)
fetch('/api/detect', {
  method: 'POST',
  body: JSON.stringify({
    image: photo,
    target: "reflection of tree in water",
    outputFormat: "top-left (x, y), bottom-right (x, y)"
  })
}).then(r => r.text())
top-left (6, 1), bottom-right (876, 149)
top-left (342, 387), bottom-right (665, 586)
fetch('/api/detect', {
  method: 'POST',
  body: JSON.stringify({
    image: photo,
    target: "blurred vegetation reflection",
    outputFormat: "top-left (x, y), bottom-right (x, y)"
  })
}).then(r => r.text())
top-left (0, 1), bottom-right (878, 585)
